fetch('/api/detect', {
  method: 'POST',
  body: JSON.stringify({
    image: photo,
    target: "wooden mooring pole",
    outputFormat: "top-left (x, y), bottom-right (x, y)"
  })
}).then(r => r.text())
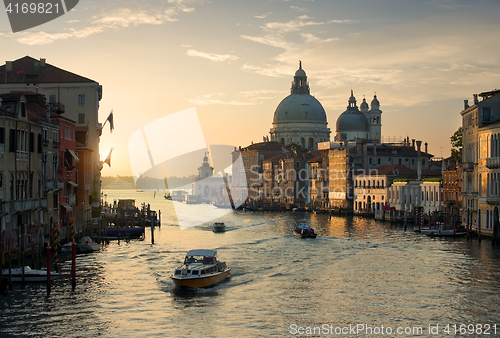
top-left (46, 244), bottom-right (51, 296)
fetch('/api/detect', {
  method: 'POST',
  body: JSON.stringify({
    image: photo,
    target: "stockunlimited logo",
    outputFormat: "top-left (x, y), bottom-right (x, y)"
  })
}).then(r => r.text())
top-left (4, 0), bottom-right (79, 33)
top-left (128, 108), bottom-right (248, 230)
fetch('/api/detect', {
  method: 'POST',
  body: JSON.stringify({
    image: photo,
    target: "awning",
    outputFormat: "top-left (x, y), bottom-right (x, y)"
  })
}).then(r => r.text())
top-left (67, 181), bottom-right (78, 187)
top-left (61, 203), bottom-right (73, 211)
top-left (67, 149), bottom-right (79, 163)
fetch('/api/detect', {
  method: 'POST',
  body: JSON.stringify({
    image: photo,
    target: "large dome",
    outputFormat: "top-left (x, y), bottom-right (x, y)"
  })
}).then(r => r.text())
top-left (273, 94), bottom-right (327, 123)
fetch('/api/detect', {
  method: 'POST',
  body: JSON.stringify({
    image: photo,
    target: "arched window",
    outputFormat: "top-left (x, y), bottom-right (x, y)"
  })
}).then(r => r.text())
top-left (308, 138), bottom-right (314, 149)
top-left (280, 138), bottom-right (285, 145)
top-left (301, 137), bottom-right (305, 146)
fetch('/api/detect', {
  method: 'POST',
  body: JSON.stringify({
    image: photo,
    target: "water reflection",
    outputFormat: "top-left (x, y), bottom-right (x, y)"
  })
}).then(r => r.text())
top-left (1, 191), bottom-right (500, 337)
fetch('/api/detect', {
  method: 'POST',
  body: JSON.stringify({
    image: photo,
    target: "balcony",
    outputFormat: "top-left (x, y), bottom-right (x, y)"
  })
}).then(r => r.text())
top-left (67, 195), bottom-right (76, 206)
top-left (486, 157), bottom-right (500, 169)
top-left (53, 141), bottom-right (59, 148)
top-left (43, 180), bottom-right (64, 191)
top-left (43, 138), bottom-right (49, 146)
top-left (11, 198), bottom-right (47, 211)
top-left (486, 195), bottom-right (500, 205)
top-left (463, 162), bottom-right (474, 172)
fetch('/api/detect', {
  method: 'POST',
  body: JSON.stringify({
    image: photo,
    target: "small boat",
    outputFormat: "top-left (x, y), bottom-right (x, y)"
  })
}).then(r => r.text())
top-left (213, 222), bottom-right (225, 233)
top-left (171, 249), bottom-right (230, 288)
top-left (63, 236), bottom-right (100, 253)
top-left (294, 225), bottom-right (317, 239)
top-left (1, 266), bottom-right (61, 282)
top-left (164, 193), bottom-right (172, 200)
top-left (423, 229), bottom-right (467, 237)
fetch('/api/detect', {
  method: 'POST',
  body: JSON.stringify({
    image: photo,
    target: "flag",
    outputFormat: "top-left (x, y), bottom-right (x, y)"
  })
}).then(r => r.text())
top-left (104, 110), bottom-right (114, 133)
top-left (104, 147), bottom-right (114, 167)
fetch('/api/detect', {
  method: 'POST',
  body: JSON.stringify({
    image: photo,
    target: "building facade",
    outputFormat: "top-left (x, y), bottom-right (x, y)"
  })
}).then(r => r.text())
top-left (0, 57), bottom-right (103, 224)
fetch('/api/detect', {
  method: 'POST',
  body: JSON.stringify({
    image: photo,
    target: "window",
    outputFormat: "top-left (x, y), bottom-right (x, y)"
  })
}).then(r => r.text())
top-left (78, 94), bottom-right (86, 105)
top-left (21, 102), bottom-right (26, 117)
top-left (49, 95), bottom-right (56, 104)
top-left (78, 113), bottom-right (85, 124)
top-left (378, 158), bottom-right (381, 165)
top-left (482, 107), bottom-right (492, 123)
top-left (65, 126), bottom-right (71, 140)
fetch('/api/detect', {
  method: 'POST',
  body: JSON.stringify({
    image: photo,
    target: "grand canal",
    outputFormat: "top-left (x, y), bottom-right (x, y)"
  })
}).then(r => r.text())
top-left (1, 189), bottom-right (500, 337)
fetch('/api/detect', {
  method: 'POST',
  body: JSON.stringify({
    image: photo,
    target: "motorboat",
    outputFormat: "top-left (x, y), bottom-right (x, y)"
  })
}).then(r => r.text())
top-left (171, 249), bottom-right (230, 288)
top-left (1, 266), bottom-right (61, 282)
top-left (294, 225), bottom-right (317, 239)
top-left (415, 223), bottom-right (466, 237)
top-left (212, 222), bottom-right (225, 233)
top-left (63, 236), bottom-right (100, 253)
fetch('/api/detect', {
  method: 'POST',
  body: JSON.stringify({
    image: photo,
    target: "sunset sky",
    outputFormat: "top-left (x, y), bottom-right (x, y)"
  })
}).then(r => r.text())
top-left (1, 0), bottom-right (500, 177)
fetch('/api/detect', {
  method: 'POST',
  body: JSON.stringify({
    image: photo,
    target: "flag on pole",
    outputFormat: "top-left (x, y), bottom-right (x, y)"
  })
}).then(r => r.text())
top-left (104, 110), bottom-right (114, 133)
top-left (104, 147), bottom-right (114, 167)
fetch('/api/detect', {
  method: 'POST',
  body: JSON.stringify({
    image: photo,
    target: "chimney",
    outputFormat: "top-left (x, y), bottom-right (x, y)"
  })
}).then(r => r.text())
top-left (464, 99), bottom-right (469, 109)
top-left (424, 142), bottom-right (428, 154)
top-left (6, 61), bottom-right (12, 71)
top-left (473, 94), bottom-right (478, 104)
top-left (416, 140), bottom-right (422, 156)
top-left (40, 58), bottom-right (46, 67)
top-left (412, 139), bottom-right (415, 149)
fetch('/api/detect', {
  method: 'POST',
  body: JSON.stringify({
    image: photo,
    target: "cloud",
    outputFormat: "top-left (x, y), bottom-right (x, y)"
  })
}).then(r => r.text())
top-left (255, 12), bottom-right (272, 19)
top-left (186, 49), bottom-right (239, 62)
top-left (189, 90), bottom-right (279, 105)
top-left (189, 93), bottom-right (254, 105)
top-left (11, 2), bottom-right (202, 45)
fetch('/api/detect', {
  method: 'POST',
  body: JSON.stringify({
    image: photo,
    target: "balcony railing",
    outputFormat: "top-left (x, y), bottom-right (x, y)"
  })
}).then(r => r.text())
top-left (43, 180), bottom-right (64, 191)
top-left (463, 162), bottom-right (474, 171)
top-left (486, 195), bottom-right (500, 205)
top-left (11, 198), bottom-right (47, 211)
top-left (53, 141), bottom-right (59, 148)
top-left (486, 157), bottom-right (500, 169)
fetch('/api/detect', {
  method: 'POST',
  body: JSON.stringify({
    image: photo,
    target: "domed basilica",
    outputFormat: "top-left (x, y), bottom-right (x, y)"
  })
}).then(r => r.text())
top-left (270, 62), bottom-right (330, 150)
top-left (269, 62), bottom-right (382, 150)
top-left (336, 90), bottom-right (382, 144)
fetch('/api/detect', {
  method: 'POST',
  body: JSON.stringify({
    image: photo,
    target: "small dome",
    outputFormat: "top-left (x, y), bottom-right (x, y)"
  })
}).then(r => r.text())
top-left (360, 98), bottom-right (369, 112)
top-left (273, 94), bottom-right (327, 123)
top-left (371, 94), bottom-right (380, 109)
top-left (295, 60), bottom-right (306, 77)
top-left (295, 68), bottom-right (306, 77)
top-left (336, 110), bottom-right (369, 133)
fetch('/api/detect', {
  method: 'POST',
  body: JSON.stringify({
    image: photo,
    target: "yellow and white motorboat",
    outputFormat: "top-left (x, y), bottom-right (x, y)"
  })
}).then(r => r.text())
top-left (171, 249), bottom-right (230, 288)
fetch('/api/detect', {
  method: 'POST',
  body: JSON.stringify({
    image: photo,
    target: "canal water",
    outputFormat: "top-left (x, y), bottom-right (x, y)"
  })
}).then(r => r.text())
top-left (1, 189), bottom-right (500, 337)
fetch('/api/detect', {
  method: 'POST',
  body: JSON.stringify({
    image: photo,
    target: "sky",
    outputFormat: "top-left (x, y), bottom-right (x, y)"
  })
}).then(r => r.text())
top-left (1, 0), bottom-right (500, 177)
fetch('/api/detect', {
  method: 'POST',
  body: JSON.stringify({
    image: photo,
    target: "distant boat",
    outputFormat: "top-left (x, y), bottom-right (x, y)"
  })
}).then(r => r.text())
top-left (136, 189), bottom-right (145, 192)
top-left (212, 222), bottom-right (225, 233)
top-left (2, 266), bottom-right (61, 282)
top-left (164, 193), bottom-right (172, 200)
top-left (294, 225), bottom-right (317, 239)
top-left (62, 236), bottom-right (100, 253)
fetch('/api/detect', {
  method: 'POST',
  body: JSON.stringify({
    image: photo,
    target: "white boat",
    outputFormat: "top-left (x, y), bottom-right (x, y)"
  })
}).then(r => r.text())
top-left (416, 224), bottom-right (466, 237)
top-left (63, 236), bottom-right (100, 253)
top-left (212, 222), bottom-right (225, 233)
top-left (171, 249), bottom-right (230, 288)
top-left (1, 266), bottom-right (61, 282)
